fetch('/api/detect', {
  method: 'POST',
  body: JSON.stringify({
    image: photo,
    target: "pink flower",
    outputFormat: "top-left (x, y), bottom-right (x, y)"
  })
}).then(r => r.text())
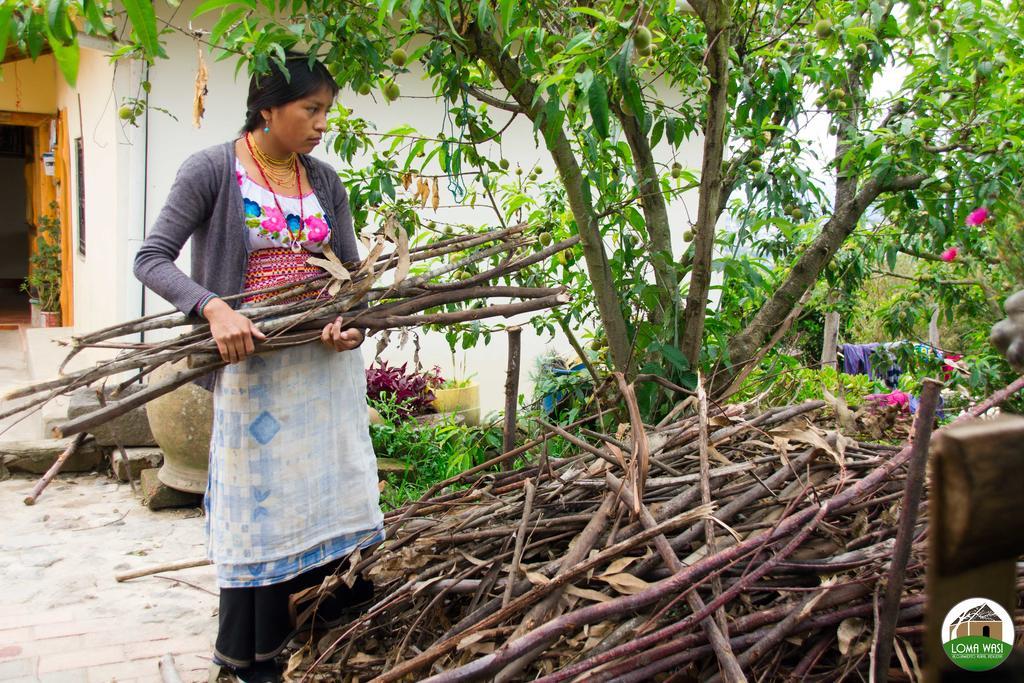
top-left (940, 247), bottom-right (958, 262)
top-left (965, 207), bottom-right (990, 226)
top-left (304, 215), bottom-right (330, 242)
top-left (236, 170), bottom-right (244, 186)
top-left (260, 206), bottom-right (285, 233)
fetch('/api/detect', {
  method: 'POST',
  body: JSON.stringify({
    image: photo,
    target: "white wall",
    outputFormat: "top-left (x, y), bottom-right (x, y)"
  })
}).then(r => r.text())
top-left (56, 47), bottom-right (139, 334)
top-left (113, 1), bottom-right (704, 414)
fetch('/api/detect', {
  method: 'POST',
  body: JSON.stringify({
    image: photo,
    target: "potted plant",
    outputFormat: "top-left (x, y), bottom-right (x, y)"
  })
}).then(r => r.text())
top-left (365, 360), bottom-right (445, 419)
top-left (21, 204), bottom-right (62, 327)
top-left (432, 375), bottom-right (480, 426)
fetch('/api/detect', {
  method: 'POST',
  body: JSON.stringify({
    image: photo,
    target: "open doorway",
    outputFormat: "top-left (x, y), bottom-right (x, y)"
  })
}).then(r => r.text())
top-left (0, 124), bottom-right (30, 328)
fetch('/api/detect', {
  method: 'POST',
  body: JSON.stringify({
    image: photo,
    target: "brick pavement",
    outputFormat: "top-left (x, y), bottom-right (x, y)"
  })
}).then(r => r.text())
top-left (0, 475), bottom-right (219, 683)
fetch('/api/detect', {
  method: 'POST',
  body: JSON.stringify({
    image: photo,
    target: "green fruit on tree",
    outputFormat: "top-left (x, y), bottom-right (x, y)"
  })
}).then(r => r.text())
top-left (938, 181), bottom-right (952, 192)
top-left (815, 19), bottom-right (833, 39)
top-left (683, 229), bottom-right (694, 241)
top-left (671, 162), bottom-right (682, 179)
top-left (515, 166), bottom-right (523, 176)
top-left (620, 98), bottom-right (635, 117)
top-left (383, 81), bottom-right (401, 102)
top-left (831, 88), bottom-right (846, 100)
top-left (357, 83), bottom-right (372, 96)
top-left (749, 159), bottom-right (763, 172)
top-left (499, 158), bottom-right (510, 170)
top-left (790, 207), bottom-right (804, 220)
top-left (634, 26), bottom-right (652, 50)
top-left (391, 48), bottom-right (408, 67)
top-left (636, 44), bottom-right (652, 58)
top-left (556, 251), bottom-right (570, 266)
top-left (538, 232), bottom-right (553, 246)
top-left (118, 106), bottom-right (133, 120)
top-left (856, 44), bottom-right (868, 57)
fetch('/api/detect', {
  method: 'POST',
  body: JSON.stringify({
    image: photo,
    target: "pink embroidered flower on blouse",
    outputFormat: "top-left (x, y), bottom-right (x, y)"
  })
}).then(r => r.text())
top-left (236, 170), bottom-right (244, 186)
top-left (940, 247), bottom-right (958, 262)
top-left (304, 215), bottom-right (329, 242)
top-left (965, 207), bottom-right (990, 226)
top-left (261, 206), bottom-right (285, 233)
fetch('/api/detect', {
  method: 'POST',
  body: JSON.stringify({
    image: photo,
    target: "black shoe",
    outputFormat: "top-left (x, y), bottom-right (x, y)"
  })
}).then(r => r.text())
top-left (233, 660), bottom-right (282, 683)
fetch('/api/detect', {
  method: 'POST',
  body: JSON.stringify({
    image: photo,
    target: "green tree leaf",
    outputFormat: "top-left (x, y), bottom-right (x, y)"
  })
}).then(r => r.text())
top-left (122, 0), bottom-right (163, 59)
top-left (588, 75), bottom-right (610, 139)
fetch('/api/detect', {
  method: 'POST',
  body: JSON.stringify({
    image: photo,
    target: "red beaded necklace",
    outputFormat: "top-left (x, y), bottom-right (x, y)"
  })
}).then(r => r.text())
top-left (245, 133), bottom-right (304, 243)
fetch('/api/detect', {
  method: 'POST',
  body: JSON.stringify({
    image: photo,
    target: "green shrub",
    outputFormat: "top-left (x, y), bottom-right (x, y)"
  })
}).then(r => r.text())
top-left (733, 359), bottom-right (886, 408)
top-left (369, 394), bottom-right (503, 510)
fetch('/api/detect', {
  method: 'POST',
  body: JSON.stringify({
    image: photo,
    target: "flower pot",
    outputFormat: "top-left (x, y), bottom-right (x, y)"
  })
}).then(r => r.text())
top-left (431, 383), bottom-right (480, 426)
top-left (39, 311), bottom-right (61, 327)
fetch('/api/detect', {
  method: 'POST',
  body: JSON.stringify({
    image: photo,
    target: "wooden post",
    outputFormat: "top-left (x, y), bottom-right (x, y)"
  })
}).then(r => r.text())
top-left (873, 379), bottom-right (941, 683)
top-left (925, 415), bottom-right (1024, 683)
top-left (929, 306), bottom-right (940, 349)
top-left (502, 326), bottom-right (522, 471)
top-left (821, 310), bottom-right (840, 370)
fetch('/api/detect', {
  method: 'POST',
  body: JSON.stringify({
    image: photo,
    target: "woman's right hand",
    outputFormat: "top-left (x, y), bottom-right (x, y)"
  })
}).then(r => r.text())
top-left (202, 298), bottom-right (267, 364)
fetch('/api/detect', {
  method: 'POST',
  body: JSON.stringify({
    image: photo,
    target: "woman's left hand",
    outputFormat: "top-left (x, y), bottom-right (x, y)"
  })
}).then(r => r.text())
top-left (320, 316), bottom-right (364, 352)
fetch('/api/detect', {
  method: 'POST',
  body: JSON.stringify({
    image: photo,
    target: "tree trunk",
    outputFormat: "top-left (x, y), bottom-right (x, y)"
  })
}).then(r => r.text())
top-left (465, 22), bottom-right (633, 375)
top-left (618, 109), bottom-right (680, 329)
top-left (724, 173), bottom-right (926, 382)
top-left (680, 0), bottom-right (732, 367)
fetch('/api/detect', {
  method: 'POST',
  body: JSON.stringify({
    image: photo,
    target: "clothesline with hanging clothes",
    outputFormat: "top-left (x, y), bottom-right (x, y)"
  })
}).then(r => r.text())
top-left (840, 341), bottom-right (956, 419)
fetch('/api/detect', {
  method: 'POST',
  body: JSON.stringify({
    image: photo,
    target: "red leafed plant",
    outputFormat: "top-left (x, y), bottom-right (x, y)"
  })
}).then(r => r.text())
top-left (365, 360), bottom-right (445, 417)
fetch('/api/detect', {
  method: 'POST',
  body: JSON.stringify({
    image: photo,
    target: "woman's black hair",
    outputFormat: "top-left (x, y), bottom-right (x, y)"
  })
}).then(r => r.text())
top-left (242, 52), bottom-right (339, 133)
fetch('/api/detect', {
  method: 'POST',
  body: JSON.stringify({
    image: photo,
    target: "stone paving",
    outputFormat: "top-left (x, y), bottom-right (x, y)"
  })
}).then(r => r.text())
top-left (0, 473), bottom-right (218, 682)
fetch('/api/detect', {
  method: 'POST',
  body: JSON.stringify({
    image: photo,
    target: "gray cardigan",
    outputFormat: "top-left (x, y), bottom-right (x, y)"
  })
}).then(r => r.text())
top-left (133, 141), bottom-right (361, 389)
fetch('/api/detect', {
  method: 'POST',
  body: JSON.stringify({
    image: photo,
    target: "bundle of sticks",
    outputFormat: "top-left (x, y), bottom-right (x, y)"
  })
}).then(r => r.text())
top-left (286, 379), bottom-right (1023, 682)
top-left (1, 222), bottom-right (575, 439)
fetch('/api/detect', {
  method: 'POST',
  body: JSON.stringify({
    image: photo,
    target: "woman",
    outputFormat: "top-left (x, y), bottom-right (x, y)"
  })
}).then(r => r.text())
top-left (134, 54), bottom-right (384, 683)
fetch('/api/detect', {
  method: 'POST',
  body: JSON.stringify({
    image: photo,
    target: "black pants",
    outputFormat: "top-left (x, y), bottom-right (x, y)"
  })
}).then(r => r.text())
top-left (213, 558), bottom-right (371, 669)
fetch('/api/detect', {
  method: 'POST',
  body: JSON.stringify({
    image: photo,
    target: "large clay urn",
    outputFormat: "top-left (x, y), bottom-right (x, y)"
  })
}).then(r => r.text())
top-left (146, 359), bottom-right (214, 494)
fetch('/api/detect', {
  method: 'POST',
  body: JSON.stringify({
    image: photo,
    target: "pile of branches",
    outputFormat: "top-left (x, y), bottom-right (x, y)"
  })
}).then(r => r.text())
top-left (287, 379), bottom-right (1023, 682)
top-left (1, 222), bottom-right (574, 439)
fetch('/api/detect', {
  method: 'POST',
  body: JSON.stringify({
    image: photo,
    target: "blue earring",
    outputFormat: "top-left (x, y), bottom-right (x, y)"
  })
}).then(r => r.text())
top-left (263, 125), bottom-right (270, 133)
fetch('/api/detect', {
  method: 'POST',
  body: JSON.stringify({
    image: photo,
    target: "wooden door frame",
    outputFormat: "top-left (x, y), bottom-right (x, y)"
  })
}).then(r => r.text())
top-left (0, 110), bottom-right (72, 326)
